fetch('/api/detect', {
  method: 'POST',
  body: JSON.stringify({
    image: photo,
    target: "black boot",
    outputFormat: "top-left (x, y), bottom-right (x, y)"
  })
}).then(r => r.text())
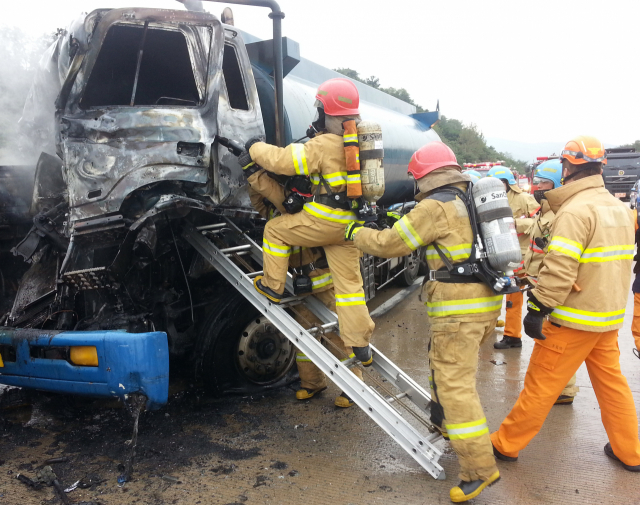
top-left (352, 345), bottom-right (373, 366)
top-left (493, 443), bottom-right (518, 462)
top-left (253, 276), bottom-right (283, 303)
top-left (493, 336), bottom-right (522, 349)
top-left (604, 442), bottom-right (640, 472)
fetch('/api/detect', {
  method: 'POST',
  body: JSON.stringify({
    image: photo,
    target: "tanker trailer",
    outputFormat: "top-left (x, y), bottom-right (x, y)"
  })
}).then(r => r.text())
top-left (0, 3), bottom-right (441, 405)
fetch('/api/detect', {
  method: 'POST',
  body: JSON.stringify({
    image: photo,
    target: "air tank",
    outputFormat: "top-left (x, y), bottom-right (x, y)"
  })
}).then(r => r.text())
top-left (357, 121), bottom-right (385, 203)
top-left (472, 177), bottom-right (522, 276)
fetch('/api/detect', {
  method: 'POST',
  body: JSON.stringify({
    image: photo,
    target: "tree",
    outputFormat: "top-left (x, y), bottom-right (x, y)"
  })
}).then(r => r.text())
top-left (334, 68), bottom-right (425, 112)
top-left (617, 140), bottom-right (640, 151)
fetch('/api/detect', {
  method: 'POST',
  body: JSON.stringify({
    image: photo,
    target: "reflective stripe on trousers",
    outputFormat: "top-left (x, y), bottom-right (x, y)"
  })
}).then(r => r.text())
top-left (552, 306), bottom-right (626, 327)
top-left (311, 272), bottom-right (333, 290)
top-left (303, 202), bottom-right (358, 224)
top-left (336, 292), bottom-right (366, 307)
top-left (427, 296), bottom-right (503, 317)
top-left (263, 239), bottom-right (291, 258)
top-left (445, 417), bottom-right (489, 440)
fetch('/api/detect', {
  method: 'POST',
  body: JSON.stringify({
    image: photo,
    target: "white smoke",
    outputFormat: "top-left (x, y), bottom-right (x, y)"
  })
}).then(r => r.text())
top-left (0, 27), bottom-right (57, 165)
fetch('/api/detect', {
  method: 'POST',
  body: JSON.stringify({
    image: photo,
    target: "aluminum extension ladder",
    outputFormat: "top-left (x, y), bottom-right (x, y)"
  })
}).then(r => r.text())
top-left (182, 218), bottom-right (445, 480)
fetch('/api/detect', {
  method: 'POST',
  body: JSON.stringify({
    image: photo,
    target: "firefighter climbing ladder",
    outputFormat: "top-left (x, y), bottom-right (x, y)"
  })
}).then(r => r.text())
top-left (182, 218), bottom-right (445, 480)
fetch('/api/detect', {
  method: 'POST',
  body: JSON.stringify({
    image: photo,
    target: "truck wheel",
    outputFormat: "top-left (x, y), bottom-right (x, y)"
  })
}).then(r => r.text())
top-left (196, 293), bottom-right (297, 395)
top-left (397, 249), bottom-right (421, 286)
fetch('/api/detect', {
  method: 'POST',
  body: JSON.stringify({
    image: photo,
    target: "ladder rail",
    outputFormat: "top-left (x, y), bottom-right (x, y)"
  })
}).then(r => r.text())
top-left (182, 223), bottom-right (445, 480)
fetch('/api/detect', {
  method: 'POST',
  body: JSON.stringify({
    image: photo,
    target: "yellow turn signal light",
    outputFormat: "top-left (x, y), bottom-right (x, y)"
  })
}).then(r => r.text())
top-left (70, 346), bottom-right (99, 367)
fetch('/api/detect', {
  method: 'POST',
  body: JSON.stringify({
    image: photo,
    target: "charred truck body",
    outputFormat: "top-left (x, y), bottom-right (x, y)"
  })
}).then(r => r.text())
top-left (0, 6), bottom-right (441, 407)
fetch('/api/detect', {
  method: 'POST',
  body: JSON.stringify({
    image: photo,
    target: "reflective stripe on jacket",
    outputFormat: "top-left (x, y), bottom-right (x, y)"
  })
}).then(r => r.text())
top-left (533, 175), bottom-right (634, 332)
top-left (353, 182), bottom-right (502, 322)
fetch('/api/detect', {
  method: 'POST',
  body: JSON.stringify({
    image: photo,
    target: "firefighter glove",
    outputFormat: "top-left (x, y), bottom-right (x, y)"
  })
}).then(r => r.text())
top-left (238, 150), bottom-right (260, 177)
top-left (523, 293), bottom-right (553, 340)
top-left (344, 222), bottom-right (363, 241)
top-left (244, 136), bottom-right (264, 151)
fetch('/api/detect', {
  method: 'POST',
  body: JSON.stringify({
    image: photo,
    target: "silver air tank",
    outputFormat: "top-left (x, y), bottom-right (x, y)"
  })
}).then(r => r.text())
top-left (472, 177), bottom-right (522, 276)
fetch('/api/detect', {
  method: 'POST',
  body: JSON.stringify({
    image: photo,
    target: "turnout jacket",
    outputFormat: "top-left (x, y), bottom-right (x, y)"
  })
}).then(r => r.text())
top-left (533, 175), bottom-right (634, 332)
top-left (508, 186), bottom-right (541, 271)
top-left (353, 183), bottom-right (502, 321)
top-left (250, 133), bottom-right (358, 224)
top-left (522, 199), bottom-right (555, 280)
top-left (247, 169), bottom-right (333, 294)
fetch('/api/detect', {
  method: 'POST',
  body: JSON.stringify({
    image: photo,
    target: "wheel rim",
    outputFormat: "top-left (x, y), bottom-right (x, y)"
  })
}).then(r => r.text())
top-left (406, 249), bottom-right (420, 277)
top-left (236, 316), bottom-right (295, 384)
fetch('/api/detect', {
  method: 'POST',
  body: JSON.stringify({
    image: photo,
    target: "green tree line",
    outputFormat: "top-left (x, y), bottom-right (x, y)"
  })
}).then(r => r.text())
top-left (334, 68), bottom-right (526, 172)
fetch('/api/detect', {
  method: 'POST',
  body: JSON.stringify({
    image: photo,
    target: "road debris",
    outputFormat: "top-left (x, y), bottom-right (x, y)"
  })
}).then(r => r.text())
top-left (16, 473), bottom-right (41, 489)
top-left (64, 480), bottom-right (80, 493)
top-left (490, 360), bottom-right (507, 365)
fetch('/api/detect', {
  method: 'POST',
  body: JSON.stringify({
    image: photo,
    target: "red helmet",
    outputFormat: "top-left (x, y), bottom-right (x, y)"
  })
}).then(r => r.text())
top-left (407, 142), bottom-right (460, 180)
top-left (315, 78), bottom-right (360, 116)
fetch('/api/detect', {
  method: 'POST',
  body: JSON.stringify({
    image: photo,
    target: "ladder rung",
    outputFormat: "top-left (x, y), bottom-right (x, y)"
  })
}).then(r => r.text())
top-left (246, 271), bottom-right (264, 278)
top-left (197, 223), bottom-right (226, 231)
top-left (220, 244), bottom-right (252, 253)
top-left (307, 322), bottom-right (339, 335)
top-left (386, 392), bottom-right (408, 404)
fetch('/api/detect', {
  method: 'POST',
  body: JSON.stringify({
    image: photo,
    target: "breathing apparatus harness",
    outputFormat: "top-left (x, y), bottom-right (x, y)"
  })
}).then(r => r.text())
top-left (424, 184), bottom-right (520, 295)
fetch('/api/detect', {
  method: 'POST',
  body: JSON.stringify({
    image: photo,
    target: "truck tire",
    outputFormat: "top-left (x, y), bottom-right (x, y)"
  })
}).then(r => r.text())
top-left (397, 248), bottom-right (421, 286)
top-left (196, 292), bottom-right (297, 396)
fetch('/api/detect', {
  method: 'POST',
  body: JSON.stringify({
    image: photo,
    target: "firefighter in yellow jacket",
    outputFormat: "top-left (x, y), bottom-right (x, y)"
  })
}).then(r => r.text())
top-left (245, 169), bottom-right (362, 407)
top-left (238, 77), bottom-right (375, 378)
top-left (347, 141), bottom-right (501, 503)
top-left (491, 135), bottom-right (640, 472)
top-left (487, 166), bottom-right (540, 348)
top-left (520, 159), bottom-right (580, 405)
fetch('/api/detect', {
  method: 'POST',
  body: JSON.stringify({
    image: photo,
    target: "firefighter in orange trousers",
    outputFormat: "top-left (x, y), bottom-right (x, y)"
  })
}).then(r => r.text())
top-left (491, 135), bottom-right (640, 472)
top-left (347, 142), bottom-right (501, 502)
top-left (245, 168), bottom-right (362, 407)
top-left (519, 159), bottom-right (579, 405)
top-left (487, 166), bottom-right (540, 348)
top-left (238, 77), bottom-right (375, 392)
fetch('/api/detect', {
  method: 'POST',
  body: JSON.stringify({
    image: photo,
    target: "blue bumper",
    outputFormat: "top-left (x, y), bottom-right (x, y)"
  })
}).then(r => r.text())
top-left (0, 328), bottom-right (169, 409)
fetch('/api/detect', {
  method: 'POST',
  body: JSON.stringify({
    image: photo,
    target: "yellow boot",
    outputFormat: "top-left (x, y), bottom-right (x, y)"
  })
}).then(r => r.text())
top-left (295, 386), bottom-right (327, 400)
top-left (334, 392), bottom-right (354, 408)
top-left (449, 470), bottom-right (500, 503)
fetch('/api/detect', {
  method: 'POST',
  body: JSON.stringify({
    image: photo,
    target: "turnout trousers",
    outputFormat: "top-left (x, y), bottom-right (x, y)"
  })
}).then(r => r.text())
top-left (293, 290), bottom-right (363, 390)
top-left (491, 321), bottom-right (640, 466)
top-left (261, 211), bottom-right (375, 348)
top-left (429, 317), bottom-right (499, 482)
top-left (504, 289), bottom-right (579, 398)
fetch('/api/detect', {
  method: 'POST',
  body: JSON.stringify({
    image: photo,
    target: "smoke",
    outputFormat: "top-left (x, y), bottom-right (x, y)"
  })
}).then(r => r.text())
top-left (0, 27), bottom-right (57, 165)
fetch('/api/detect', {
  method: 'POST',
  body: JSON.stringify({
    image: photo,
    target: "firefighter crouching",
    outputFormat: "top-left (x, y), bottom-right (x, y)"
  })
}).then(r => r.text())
top-left (238, 77), bottom-right (375, 385)
top-left (491, 135), bottom-right (640, 472)
top-left (487, 166), bottom-right (540, 348)
top-left (245, 168), bottom-right (363, 407)
top-left (519, 159), bottom-right (579, 405)
top-left (347, 141), bottom-right (501, 503)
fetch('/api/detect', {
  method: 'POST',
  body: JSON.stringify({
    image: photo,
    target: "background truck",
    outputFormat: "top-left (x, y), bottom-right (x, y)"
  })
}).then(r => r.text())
top-left (602, 147), bottom-right (640, 201)
top-left (0, 2), bottom-right (441, 407)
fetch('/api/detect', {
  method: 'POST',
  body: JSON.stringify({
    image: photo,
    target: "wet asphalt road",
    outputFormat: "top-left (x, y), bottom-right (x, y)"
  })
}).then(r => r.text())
top-left (1, 280), bottom-right (639, 505)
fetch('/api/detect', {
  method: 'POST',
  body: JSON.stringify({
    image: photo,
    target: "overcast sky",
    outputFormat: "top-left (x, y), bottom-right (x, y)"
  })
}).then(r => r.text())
top-left (1, 0), bottom-right (638, 151)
